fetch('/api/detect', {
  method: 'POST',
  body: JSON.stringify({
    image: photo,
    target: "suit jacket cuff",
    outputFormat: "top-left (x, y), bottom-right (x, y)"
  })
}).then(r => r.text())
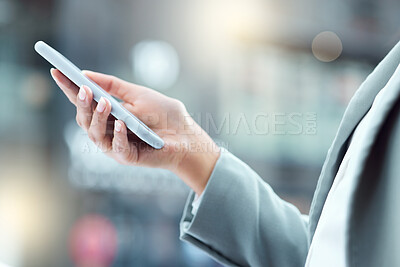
top-left (179, 148), bottom-right (240, 266)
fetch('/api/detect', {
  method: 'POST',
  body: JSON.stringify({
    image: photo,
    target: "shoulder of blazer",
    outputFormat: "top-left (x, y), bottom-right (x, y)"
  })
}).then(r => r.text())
top-left (308, 40), bottom-right (400, 240)
top-left (347, 68), bottom-right (400, 267)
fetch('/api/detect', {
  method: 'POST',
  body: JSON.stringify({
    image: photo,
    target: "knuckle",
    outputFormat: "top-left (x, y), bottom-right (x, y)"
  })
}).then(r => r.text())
top-left (174, 99), bottom-right (186, 111)
top-left (84, 113), bottom-right (92, 123)
top-left (114, 156), bottom-right (129, 166)
top-left (90, 116), bottom-right (98, 127)
top-left (113, 141), bottom-right (125, 154)
top-left (92, 114), bottom-right (105, 127)
top-left (113, 144), bottom-right (121, 153)
top-left (87, 129), bottom-right (97, 142)
top-left (95, 110), bottom-right (107, 120)
top-left (76, 98), bottom-right (85, 108)
top-left (97, 142), bottom-right (109, 152)
top-left (75, 114), bottom-right (82, 127)
top-left (126, 148), bottom-right (138, 164)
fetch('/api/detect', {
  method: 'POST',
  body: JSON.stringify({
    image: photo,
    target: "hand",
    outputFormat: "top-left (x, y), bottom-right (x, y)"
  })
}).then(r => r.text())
top-left (50, 69), bottom-right (220, 194)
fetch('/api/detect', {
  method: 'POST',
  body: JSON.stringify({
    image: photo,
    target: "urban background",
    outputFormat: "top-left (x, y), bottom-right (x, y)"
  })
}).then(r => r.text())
top-left (0, 0), bottom-right (399, 266)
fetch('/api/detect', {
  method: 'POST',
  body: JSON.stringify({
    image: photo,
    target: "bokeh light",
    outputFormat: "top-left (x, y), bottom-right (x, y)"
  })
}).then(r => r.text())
top-left (132, 40), bottom-right (180, 91)
top-left (0, 173), bottom-right (66, 267)
top-left (312, 31), bottom-right (343, 62)
top-left (69, 214), bottom-right (118, 267)
top-left (21, 71), bottom-right (52, 108)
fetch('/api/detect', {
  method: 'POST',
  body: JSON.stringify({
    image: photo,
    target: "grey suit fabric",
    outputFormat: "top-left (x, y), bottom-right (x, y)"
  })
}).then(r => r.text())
top-left (180, 40), bottom-right (400, 267)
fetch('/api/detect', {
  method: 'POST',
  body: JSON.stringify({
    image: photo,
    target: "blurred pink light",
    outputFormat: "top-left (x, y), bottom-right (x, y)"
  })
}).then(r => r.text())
top-left (69, 214), bottom-right (117, 267)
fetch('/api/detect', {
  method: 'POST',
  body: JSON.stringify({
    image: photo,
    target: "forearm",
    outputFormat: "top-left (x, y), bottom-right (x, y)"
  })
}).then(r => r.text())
top-left (180, 149), bottom-right (309, 267)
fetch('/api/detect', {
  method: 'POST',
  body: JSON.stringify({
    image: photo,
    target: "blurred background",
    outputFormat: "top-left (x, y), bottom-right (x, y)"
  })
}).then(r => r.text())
top-left (0, 0), bottom-right (399, 266)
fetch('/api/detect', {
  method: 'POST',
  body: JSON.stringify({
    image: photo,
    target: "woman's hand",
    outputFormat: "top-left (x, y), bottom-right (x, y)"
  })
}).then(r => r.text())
top-left (50, 69), bottom-right (220, 194)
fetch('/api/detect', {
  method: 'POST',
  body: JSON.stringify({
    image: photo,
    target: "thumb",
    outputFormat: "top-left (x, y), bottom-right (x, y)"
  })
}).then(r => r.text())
top-left (82, 70), bottom-right (135, 101)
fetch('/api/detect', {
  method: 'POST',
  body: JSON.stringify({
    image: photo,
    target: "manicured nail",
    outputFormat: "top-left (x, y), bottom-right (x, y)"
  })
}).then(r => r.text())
top-left (78, 86), bottom-right (86, 101)
top-left (115, 120), bottom-right (122, 132)
top-left (83, 85), bottom-right (92, 95)
top-left (97, 97), bottom-right (106, 113)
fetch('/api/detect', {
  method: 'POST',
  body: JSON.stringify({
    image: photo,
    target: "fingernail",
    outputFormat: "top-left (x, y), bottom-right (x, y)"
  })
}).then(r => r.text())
top-left (78, 86), bottom-right (87, 101)
top-left (97, 97), bottom-right (106, 113)
top-left (115, 120), bottom-right (122, 132)
top-left (83, 85), bottom-right (92, 95)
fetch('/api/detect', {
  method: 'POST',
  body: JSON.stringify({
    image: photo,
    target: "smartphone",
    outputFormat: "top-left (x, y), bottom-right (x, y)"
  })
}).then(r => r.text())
top-left (34, 41), bottom-right (164, 149)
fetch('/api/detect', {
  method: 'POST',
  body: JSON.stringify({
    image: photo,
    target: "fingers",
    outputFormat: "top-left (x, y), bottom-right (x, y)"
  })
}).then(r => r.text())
top-left (76, 85), bottom-right (94, 130)
top-left (87, 97), bottom-right (113, 152)
top-left (50, 68), bottom-right (79, 105)
top-left (112, 120), bottom-right (138, 164)
top-left (82, 70), bottom-right (143, 101)
top-left (52, 68), bottom-right (146, 163)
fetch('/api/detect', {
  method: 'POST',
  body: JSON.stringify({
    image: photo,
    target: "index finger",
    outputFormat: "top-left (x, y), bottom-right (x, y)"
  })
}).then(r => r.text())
top-left (50, 68), bottom-right (79, 105)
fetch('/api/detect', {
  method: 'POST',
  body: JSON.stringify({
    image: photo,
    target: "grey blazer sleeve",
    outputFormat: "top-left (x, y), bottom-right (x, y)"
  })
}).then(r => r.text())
top-left (180, 149), bottom-right (309, 267)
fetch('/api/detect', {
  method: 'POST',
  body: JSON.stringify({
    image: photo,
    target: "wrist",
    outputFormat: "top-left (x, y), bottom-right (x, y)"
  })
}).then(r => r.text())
top-left (175, 135), bottom-right (220, 195)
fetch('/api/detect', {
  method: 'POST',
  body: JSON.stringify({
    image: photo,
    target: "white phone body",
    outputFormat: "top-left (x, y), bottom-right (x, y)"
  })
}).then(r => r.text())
top-left (34, 41), bottom-right (164, 149)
